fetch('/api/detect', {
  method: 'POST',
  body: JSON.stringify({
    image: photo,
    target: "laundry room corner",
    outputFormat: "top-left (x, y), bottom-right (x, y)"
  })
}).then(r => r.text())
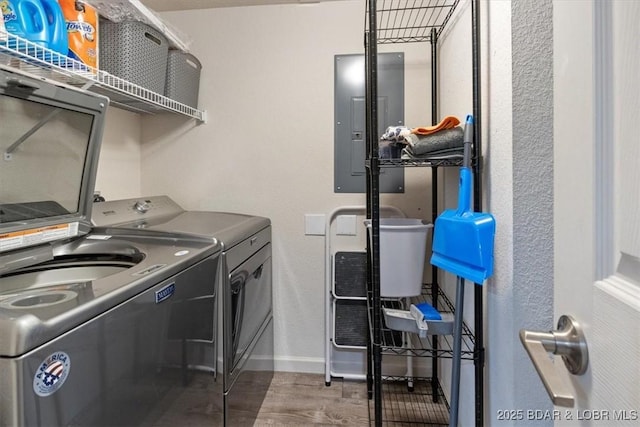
top-left (137, 1), bottom-right (369, 373)
top-left (135, 0), bottom-right (446, 375)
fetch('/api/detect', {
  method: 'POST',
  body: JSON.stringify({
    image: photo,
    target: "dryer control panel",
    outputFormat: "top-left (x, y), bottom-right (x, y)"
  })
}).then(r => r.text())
top-left (92, 195), bottom-right (184, 227)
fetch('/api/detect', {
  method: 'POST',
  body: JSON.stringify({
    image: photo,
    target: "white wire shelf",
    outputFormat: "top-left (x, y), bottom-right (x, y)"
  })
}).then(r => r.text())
top-left (0, 32), bottom-right (206, 122)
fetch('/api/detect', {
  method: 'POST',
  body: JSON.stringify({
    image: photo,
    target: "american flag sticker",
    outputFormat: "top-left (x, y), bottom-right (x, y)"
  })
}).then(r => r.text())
top-left (33, 352), bottom-right (71, 397)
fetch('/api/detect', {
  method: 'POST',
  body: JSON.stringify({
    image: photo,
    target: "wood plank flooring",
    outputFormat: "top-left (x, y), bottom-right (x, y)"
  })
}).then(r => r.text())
top-left (255, 373), bottom-right (450, 426)
top-left (254, 372), bottom-right (370, 426)
top-left (149, 371), bottom-right (450, 426)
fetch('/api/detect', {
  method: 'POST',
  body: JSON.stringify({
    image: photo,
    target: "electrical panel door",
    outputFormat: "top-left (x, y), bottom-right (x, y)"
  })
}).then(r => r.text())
top-left (334, 53), bottom-right (404, 193)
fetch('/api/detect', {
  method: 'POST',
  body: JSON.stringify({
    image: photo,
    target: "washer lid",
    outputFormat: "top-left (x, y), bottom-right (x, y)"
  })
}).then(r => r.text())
top-left (0, 67), bottom-right (108, 254)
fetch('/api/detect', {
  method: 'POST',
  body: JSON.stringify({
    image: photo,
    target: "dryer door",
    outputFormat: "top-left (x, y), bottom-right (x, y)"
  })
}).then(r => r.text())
top-left (225, 244), bottom-right (272, 388)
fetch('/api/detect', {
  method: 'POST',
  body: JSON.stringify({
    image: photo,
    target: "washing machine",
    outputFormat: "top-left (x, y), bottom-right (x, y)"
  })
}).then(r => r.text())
top-left (0, 67), bottom-right (221, 426)
top-left (92, 196), bottom-right (274, 426)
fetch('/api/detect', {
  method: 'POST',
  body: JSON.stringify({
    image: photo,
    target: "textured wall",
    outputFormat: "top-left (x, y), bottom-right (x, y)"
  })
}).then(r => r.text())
top-left (510, 0), bottom-right (554, 420)
top-left (481, 1), bottom-right (516, 424)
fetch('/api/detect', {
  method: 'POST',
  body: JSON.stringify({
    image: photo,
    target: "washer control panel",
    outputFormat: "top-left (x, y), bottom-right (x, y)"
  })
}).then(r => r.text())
top-left (92, 195), bottom-right (184, 227)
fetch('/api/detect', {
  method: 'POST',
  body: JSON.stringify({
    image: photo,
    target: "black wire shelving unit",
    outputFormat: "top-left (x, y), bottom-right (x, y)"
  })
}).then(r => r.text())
top-left (364, 1), bottom-right (484, 426)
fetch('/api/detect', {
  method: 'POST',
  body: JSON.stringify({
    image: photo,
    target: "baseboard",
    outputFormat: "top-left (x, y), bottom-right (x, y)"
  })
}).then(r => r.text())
top-left (274, 356), bottom-right (325, 374)
top-left (274, 355), bottom-right (434, 378)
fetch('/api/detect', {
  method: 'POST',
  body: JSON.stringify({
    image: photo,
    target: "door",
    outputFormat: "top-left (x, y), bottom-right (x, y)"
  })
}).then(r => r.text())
top-left (226, 244), bottom-right (272, 387)
top-left (528, 0), bottom-right (640, 421)
top-left (334, 53), bottom-right (405, 193)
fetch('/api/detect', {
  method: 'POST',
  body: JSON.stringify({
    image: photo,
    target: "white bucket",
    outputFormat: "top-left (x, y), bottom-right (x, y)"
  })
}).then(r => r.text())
top-left (365, 218), bottom-right (431, 297)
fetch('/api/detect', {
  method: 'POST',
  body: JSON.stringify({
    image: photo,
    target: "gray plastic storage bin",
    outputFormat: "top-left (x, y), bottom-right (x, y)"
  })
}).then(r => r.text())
top-left (99, 20), bottom-right (169, 94)
top-left (165, 50), bottom-right (201, 108)
top-left (364, 218), bottom-right (431, 297)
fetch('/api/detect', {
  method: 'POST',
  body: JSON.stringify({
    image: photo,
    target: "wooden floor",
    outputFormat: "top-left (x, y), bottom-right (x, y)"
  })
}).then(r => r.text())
top-left (255, 373), bottom-right (450, 426)
top-left (255, 372), bottom-right (370, 426)
top-left (150, 371), bottom-right (449, 426)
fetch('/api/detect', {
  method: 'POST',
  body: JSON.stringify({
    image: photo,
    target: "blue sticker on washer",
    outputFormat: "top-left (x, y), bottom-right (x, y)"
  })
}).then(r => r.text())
top-left (33, 352), bottom-right (71, 397)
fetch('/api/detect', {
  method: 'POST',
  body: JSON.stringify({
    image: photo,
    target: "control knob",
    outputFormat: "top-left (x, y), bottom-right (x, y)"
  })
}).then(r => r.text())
top-left (133, 200), bottom-right (150, 214)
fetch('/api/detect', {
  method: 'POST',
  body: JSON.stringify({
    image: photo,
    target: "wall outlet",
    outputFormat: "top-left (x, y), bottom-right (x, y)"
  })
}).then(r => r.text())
top-left (305, 214), bottom-right (326, 235)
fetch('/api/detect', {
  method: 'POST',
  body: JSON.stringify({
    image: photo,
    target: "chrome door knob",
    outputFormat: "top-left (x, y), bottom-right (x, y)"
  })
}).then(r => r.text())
top-left (519, 315), bottom-right (589, 407)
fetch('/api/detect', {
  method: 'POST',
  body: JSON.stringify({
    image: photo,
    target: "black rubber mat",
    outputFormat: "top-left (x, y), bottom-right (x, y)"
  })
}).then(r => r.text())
top-left (334, 251), bottom-right (367, 297)
top-left (334, 299), bottom-right (368, 347)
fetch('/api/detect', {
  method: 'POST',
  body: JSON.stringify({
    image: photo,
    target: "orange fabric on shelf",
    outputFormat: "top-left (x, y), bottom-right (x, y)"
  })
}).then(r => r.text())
top-left (411, 115), bottom-right (461, 136)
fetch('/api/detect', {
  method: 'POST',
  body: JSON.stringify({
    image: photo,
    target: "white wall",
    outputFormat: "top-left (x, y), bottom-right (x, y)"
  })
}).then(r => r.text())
top-left (142, 1), bottom-right (436, 372)
top-left (434, 3), bottom-right (478, 423)
top-left (94, 108), bottom-right (142, 200)
top-left (433, 1), bottom-right (517, 425)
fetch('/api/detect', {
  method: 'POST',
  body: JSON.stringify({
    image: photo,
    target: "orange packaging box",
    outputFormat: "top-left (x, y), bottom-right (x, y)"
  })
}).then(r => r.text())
top-left (59, 0), bottom-right (98, 70)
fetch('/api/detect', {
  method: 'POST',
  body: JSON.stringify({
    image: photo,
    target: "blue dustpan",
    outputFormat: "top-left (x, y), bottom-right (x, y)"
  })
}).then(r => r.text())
top-left (430, 115), bottom-right (496, 284)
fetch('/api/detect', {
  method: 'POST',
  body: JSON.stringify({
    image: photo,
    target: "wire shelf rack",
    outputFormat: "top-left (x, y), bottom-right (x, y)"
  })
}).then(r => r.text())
top-left (378, 157), bottom-right (463, 167)
top-left (368, 285), bottom-right (475, 359)
top-left (365, 0), bottom-right (460, 44)
top-left (368, 378), bottom-right (449, 426)
top-left (0, 32), bottom-right (205, 122)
